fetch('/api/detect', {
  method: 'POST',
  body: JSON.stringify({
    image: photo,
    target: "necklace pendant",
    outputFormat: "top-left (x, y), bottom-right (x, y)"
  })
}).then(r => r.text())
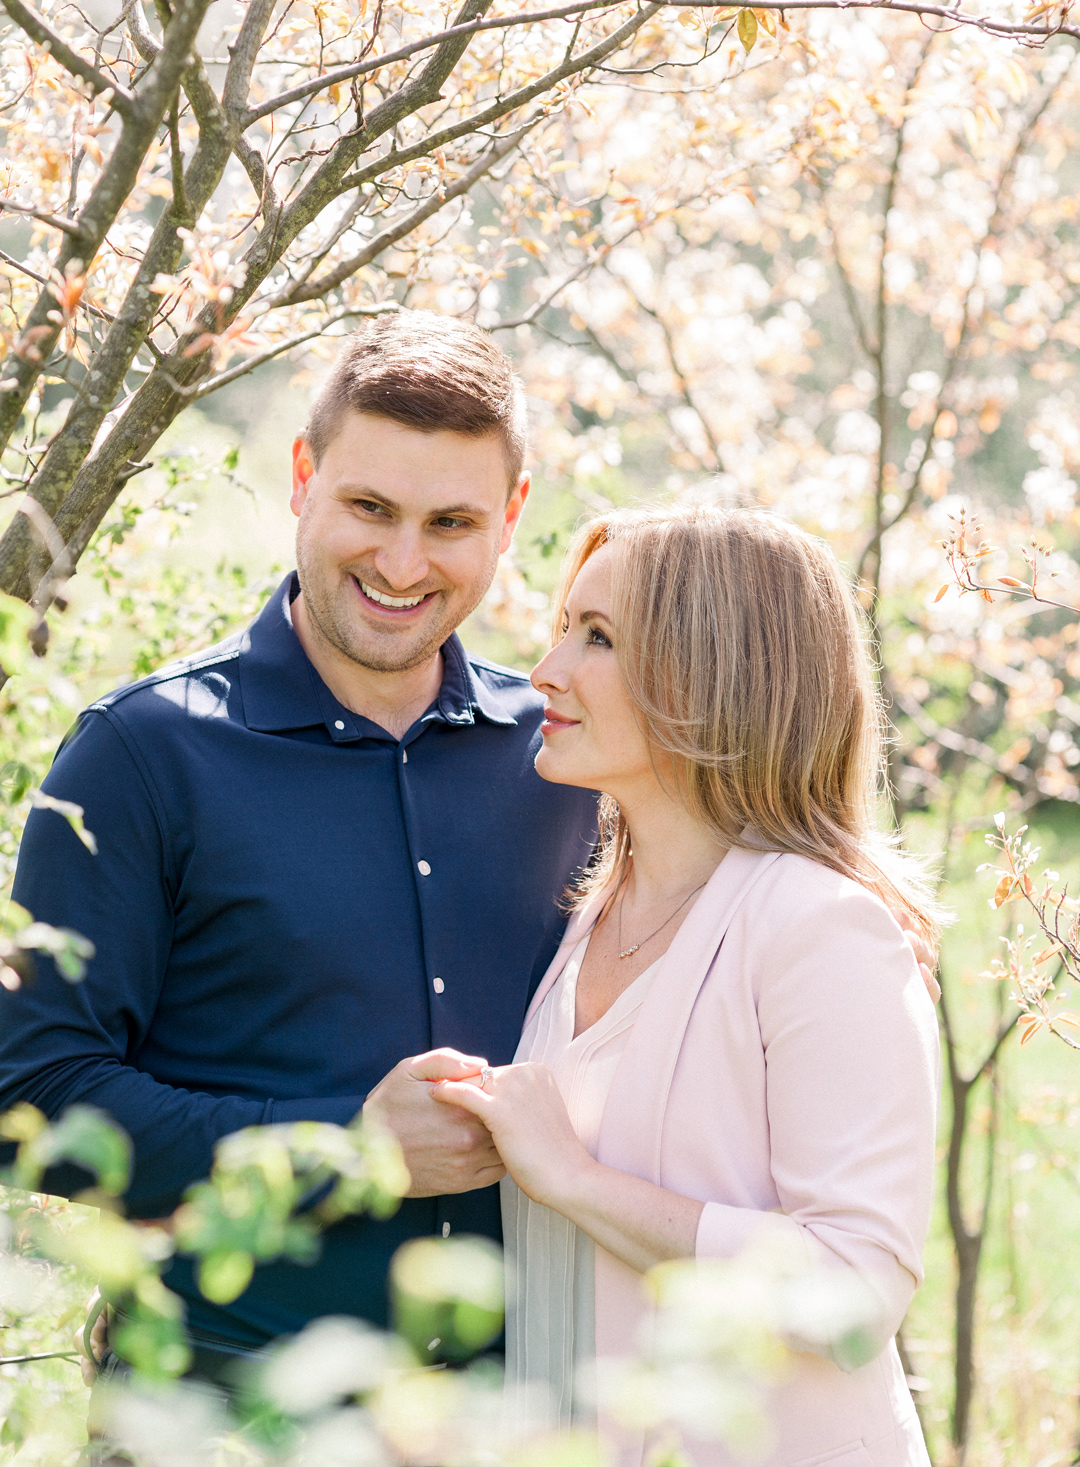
top-left (618, 944), bottom-right (640, 959)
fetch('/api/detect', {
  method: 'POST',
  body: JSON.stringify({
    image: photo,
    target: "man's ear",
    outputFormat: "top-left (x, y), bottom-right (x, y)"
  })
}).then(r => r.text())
top-left (291, 437), bottom-right (316, 517)
top-left (500, 473), bottom-right (531, 554)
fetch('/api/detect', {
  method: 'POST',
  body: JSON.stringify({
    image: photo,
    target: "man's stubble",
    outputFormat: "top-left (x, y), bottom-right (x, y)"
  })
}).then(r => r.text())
top-left (295, 527), bottom-right (499, 676)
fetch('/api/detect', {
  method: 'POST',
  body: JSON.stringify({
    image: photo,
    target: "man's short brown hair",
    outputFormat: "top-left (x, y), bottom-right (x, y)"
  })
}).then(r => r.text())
top-left (305, 310), bottom-right (528, 489)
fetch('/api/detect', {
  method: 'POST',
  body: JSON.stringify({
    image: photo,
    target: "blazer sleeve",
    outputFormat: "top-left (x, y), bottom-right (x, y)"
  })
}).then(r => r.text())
top-left (694, 866), bottom-right (940, 1364)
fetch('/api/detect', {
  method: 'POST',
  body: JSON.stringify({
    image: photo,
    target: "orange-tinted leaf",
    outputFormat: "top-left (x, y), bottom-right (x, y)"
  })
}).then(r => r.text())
top-left (997, 576), bottom-right (1026, 588)
top-left (934, 584), bottom-right (949, 603)
top-left (182, 333), bottom-right (217, 358)
top-left (1034, 943), bottom-right (1064, 965)
top-left (993, 875), bottom-right (1014, 907)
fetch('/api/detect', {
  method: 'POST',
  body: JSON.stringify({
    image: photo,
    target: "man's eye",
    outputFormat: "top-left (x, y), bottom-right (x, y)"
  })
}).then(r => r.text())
top-left (434, 517), bottom-right (467, 530)
top-left (357, 500), bottom-right (389, 516)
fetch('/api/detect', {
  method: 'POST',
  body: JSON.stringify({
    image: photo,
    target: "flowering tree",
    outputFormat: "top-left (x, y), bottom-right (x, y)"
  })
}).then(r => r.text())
top-left (1, 0), bottom-right (1078, 645)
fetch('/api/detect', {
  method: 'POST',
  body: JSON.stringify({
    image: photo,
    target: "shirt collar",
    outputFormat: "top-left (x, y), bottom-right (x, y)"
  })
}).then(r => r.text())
top-left (238, 573), bottom-right (517, 739)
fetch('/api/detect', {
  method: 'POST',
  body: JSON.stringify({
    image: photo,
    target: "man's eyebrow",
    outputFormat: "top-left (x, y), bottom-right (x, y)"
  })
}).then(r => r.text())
top-left (430, 502), bottom-right (489, 519)
top-left (336, 484), bottom-right (489, 519)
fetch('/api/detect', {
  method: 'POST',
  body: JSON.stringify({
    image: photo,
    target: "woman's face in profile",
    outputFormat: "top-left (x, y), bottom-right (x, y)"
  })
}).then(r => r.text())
top-left (530, 544), bottom-right (654, 797)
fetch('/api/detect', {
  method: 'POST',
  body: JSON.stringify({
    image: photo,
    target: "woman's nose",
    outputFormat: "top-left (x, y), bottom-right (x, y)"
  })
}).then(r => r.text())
top-left (531, 642), bottom-right (570, 694)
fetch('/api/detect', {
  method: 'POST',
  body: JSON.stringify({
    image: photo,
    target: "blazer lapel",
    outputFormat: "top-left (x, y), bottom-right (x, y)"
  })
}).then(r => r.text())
top-left (523, 897), bottom-right (603, 1029)
top-left (596, 845), bottom-right (782, 1183)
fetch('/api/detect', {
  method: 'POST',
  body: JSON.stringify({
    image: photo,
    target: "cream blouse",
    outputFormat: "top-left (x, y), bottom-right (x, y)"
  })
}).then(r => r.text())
top-left (501, 933), bottom-right (660, 1428)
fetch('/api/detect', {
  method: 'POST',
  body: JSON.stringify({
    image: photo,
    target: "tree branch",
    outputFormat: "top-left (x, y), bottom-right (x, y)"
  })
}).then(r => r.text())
top-left (874, 58), bottom-right (1073, 545)
top-left (333, 2), bottom-right (664, 200)
top-left (0, 0), bottom-right (216, 460)
top-left (242, 0), bottom-right (1080, 129)
top-left (0, 198), bottom-right (89, 238)
top-left (188, 301), bottom-right (401, 399)
top-left (280, 123), bottom-right (534, 306)
top-left (0, 0), bottom-right (136, 116)
top-left (242, 0), bottom-right (637, 127)
top-left (0, 248), bottom-right (115, 323)
top-left (123, 0), bottom-right (160, 62)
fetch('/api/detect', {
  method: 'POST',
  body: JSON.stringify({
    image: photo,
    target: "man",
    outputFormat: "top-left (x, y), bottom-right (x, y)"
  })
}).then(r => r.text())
top-left (0, 312), bottom-right (598, 1365)
top-left (0, 311), bottom-right (936, 1373)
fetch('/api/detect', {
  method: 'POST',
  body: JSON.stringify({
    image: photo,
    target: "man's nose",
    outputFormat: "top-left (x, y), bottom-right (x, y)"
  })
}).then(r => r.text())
top-left (372, 529), bottom-right (430, 591)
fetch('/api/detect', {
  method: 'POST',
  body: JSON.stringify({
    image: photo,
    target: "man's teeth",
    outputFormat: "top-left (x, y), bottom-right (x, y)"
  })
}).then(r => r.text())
top-left (360, 581), bottom-right (427, 609)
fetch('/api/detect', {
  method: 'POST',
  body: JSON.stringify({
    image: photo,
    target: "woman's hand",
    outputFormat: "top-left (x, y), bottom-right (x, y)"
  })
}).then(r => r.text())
top-left (431, 1062), bottom-right (595, 1211)
top-left (435, 1062), bottom-right (703, 1272)
top-left (891, 907), bottom-right (941, 1003)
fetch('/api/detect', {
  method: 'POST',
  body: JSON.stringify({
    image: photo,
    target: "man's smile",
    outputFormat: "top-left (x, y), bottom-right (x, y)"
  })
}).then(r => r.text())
top-left (353, 576), bottom-right (437, 614)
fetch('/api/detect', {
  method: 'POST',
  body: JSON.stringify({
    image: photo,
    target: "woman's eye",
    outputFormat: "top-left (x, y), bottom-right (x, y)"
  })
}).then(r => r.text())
top-left (586, 625), bottom-right (612, 648)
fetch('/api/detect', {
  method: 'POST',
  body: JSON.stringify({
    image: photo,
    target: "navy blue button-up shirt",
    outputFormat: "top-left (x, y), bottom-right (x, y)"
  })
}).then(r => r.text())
top-left (0, 575), bottom-right (597, 1350)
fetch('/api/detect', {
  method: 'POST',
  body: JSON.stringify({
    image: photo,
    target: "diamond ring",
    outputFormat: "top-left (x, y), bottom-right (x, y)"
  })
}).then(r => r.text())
top-left (479, 1066), bottom-right (494, 1089)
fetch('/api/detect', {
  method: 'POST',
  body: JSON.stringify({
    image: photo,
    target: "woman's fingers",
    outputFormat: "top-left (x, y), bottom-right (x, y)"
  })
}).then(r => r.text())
top-left (430, 1078), bottom-right (494, 1117)
top-left (408, 1048), bottom-right (489, 1082)
top-left (920, 963), bottom-right (942, 1004)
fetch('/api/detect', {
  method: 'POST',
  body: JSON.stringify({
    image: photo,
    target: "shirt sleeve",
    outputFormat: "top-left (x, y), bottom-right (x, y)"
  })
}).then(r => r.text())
top-left (694, 874), bottom-right (940, 1367)
top-left (0, 710), bottom-right (363, 1217)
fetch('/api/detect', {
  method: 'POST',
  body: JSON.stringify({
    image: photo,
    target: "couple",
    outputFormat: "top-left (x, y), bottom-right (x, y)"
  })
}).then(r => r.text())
top-left (0, 312), bottom-right (939, 1466)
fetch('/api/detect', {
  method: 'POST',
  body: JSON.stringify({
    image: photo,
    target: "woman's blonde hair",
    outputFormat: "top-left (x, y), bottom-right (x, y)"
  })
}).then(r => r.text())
top-left (556, 503), bottom-right (940, 937)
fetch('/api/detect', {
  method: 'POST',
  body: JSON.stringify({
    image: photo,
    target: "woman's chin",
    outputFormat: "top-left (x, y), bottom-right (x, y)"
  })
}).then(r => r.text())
top-left (534, 746), bottom-right (583, 788)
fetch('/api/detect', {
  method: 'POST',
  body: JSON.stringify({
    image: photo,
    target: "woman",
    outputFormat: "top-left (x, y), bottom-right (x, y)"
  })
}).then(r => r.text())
top-left (435, 505), bottom-right (940, 1467)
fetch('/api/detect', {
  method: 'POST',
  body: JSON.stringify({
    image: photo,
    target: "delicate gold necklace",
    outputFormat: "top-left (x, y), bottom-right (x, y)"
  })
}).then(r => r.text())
top-left (616, 880), bottom-right (707, 959)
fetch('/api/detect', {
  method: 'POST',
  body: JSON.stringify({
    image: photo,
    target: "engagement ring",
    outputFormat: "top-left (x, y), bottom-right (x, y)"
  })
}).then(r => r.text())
top-left (479, 1066), bottom-right (494, 1089)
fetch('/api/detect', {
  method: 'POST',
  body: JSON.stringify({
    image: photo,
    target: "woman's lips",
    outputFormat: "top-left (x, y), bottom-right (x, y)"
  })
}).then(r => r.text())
top-left (541, 708), bottom-right (579, 736)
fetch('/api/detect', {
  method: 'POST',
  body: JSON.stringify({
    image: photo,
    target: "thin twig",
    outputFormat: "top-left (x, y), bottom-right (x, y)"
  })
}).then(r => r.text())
top-left (0, 199), bottom-right (87, 239)
top-left (0, 0), bottom-right (135, 115)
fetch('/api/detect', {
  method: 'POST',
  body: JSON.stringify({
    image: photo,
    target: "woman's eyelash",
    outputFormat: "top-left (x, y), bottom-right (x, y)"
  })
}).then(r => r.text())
top-left (586, 625), bottom-right (612, 647)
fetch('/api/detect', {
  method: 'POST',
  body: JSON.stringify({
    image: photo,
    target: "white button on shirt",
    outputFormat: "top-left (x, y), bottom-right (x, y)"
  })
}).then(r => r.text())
top-left (417, 860), bottom-right (431, 876)
top-left (333, 720), bottom-right (345, 731)
top-left (433, 977), bottom-right (445, 994)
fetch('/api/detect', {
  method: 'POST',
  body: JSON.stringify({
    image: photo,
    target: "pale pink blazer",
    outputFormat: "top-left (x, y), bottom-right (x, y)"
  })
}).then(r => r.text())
top-left (524, 846), bottom-right (940, 1467)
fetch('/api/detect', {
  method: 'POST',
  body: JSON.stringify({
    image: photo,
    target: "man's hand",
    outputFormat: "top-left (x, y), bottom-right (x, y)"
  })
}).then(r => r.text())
top-left (892, 907), bottom-right (941, 1004)
top-left (363, 1048), bottom-right (507, 1196)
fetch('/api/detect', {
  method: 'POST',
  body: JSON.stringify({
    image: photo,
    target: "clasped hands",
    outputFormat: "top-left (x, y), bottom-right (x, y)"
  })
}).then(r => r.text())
top-left (362, 1047), bottom-right (589, 1208)
top-left (365, 917), bottom-right (939, 1203)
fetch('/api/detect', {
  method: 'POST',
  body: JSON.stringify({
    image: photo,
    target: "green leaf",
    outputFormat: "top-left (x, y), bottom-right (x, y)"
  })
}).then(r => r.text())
top-left (28, 789), bottom-right (98, 854)
top-left (14, 1103), bottom-right (131, 1195)
top-left (391, 1236), bottom-right (504, 1362)
top-left (0, 1101), bottom-right (47, 1143)
top-left (223, 444), bottom-right (240, 472)
top-left (737, 7), bottom-right (757, 51)
top-left (0, 761), bottom-right (34, 803)
top-left (17, 920), bottom-right (95, 981)
top-left (198, 1249), bottom-right (255, 1304)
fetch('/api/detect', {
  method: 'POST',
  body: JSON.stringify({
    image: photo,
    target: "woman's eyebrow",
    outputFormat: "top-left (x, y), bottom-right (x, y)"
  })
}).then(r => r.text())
top-left (578, 609), bottom-right (612, 624)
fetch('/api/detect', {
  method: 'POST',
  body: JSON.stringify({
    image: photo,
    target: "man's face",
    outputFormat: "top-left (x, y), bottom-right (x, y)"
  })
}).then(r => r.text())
top-left (291, 411), bottom-right (529, 674)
